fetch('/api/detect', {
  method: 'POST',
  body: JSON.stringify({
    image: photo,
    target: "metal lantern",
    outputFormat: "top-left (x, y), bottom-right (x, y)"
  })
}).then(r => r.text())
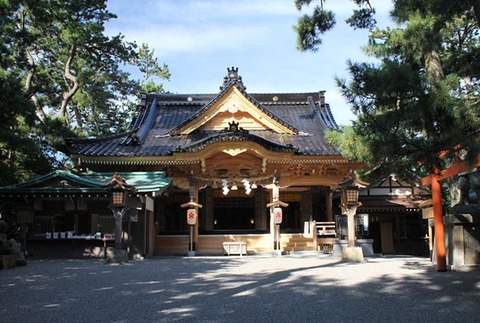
top-left (341, 186), bottom-right (360, 207)
top-left (111, 189), bottom-right (127, 207)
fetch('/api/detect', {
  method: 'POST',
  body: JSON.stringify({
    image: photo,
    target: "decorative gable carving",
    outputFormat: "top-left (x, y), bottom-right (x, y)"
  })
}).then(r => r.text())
top-left (176, 87), bottom-right (296, 135)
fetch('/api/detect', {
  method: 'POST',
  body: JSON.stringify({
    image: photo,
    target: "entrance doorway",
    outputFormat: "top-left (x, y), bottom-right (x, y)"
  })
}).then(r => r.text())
top-left (280, 202), bottom-right (302, 233)
top-left (213, 197), bottom-right (255, 230)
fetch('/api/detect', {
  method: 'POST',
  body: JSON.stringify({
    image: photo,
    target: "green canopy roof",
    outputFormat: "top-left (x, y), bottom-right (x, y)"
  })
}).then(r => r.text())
top-left (0, 170), bottom-right (171, 198)
top-left (82, 171), bottom-right (172, 193)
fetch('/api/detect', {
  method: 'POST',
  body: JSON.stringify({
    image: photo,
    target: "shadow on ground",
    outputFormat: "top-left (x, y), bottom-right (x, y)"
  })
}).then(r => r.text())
top-left (1, 255), bottom-right (479, 322)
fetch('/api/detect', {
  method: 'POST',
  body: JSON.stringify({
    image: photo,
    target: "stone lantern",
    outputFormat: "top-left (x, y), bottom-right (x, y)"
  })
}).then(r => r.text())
top-left (333, 174), bottom-right (368, 262)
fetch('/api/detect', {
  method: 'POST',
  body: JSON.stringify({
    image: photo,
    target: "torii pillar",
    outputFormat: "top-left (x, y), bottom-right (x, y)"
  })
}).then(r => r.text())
top-left (424, 170), bottom-right (447, 272)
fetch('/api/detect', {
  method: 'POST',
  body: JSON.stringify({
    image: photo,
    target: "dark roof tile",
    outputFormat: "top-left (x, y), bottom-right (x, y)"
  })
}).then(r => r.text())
top-left (67, 70), bottom-right (341, 158)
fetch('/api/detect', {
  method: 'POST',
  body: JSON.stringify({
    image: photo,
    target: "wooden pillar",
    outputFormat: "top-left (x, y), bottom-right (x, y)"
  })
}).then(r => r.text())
top-left (146, 210), bottom-right (155, 257)
top-left (204, 187), bottom-right (214, 231)
top-left (157, 196), bottom-right (166, 232)
top-left (266, 182), bottom-right (288, 252)
top-left (189, 184), bottom-right (200, 250)
top-left (302, 190), bottom-right (312, 234)
top-left (269, 189), bottom-right (275, 237)
top-left (254, 189), bottom-right (267, 230)
top-left (428, 224), bottom-right (434, 259)
top-left (326, 190), bottom-right (333, 222)
top-left (268, 186), bottom-right (279, 251)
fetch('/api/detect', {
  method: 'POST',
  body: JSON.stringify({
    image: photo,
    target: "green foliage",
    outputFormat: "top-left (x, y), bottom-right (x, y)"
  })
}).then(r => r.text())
top-left (346, 8), bottom-right (376, 30)
top-left (134, 43), bottom-right (171, 93)
top-left (13, 0), bottom-right (139, 131)
top-left (294, 0), bottom-right (375, 51)
top-left (295, 8), bottom-right (336, 51)
top-left (326, 126), bottom-right (373, 164)
top-left (0, 0), bottom-right (170, 185)
top-left (339, 3), bottom-right (478, 182)
top-left (0, 1), bottom-right (52, 185)
top-left (294, 1), bottom-right (480, 184)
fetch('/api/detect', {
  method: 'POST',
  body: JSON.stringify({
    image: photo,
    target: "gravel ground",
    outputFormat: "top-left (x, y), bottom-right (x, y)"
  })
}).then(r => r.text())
top-left (1, 254), bottom-right (480, 323)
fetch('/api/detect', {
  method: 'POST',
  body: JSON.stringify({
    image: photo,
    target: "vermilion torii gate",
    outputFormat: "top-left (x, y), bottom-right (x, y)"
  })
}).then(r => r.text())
top-left (422, 156), bottom-right (480, 272)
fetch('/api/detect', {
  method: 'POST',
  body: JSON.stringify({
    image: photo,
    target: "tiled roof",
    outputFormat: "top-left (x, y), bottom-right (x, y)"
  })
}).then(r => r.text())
top-left (0, 170), bottom-right (171, 196)
top-left (67, 68), bottom-right (342, 158)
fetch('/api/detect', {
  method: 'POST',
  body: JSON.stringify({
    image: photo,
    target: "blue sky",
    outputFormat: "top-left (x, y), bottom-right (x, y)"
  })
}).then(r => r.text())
top-left (105, 0), bottom-right (393, 125)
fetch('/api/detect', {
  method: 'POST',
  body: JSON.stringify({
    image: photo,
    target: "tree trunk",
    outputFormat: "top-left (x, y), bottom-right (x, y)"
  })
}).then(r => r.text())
top-left (22, 44), bottom-right (45, 121)
top-left (425, 49), bottom-right (444, 81)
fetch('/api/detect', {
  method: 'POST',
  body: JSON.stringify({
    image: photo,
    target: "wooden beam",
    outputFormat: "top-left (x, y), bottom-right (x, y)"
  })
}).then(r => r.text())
top-left (279, 175), bottom-right (346, 187)
top-left (422, 156), bottom-right (480, 186)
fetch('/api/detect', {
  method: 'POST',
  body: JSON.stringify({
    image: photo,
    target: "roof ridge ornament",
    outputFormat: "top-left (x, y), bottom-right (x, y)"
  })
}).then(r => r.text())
top-left (220, 66), bottom-right (246, 91)
top-left (228, 121), bottom-right (240, 132)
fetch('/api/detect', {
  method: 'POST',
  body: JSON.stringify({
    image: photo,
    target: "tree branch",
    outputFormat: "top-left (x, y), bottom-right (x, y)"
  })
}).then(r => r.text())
top-left (60, 43), bottom-right (79, 124)
top-left (17, 10), bottom-right (45, 122)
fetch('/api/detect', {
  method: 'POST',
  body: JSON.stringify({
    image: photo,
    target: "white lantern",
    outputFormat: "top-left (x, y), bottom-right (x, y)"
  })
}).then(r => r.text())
top-left (186, 208), bottom-right (197, 225)
top-left (273, 207), bottom-right (282, 224)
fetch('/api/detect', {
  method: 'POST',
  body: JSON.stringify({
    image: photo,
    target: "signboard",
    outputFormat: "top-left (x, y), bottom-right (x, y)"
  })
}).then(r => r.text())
top-left (273, 207), bottom-right (282, 224)
top-left (355, 213), bottom-right (369, 237)
top-left (146, 196), bottom-right (154, 212)
top-left (422, 207), bottom-right (433, 219)
top-left (186, 208), bottom-right (197, 225)
top-left (335, 214), bottom-right (348, 239)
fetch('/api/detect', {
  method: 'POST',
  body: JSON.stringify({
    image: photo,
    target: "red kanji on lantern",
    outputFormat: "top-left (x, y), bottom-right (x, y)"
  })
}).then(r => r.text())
top-left (273, 207), bottom-right (282, 224)
top-left (187, 208), bottom-right (197, 225)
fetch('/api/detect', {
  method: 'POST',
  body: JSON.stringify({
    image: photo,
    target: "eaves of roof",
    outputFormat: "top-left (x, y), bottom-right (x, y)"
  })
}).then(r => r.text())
top-left (84, 171), bottom-right (171, 193)
top-left (0, 170), bottom-right (171, 196)
top-left (175, 131), bottom-right (298, 154)
top-left (1, 170), bottom-right (103, 189)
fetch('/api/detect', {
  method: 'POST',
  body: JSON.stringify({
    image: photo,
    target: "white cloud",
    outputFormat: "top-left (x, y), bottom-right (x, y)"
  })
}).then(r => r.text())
top-left (107, 0), bottom-right (298, 56)
top-left (119, 22), bottom-right (273, 56)
top-left (106, 0), bottom-right (395, 126)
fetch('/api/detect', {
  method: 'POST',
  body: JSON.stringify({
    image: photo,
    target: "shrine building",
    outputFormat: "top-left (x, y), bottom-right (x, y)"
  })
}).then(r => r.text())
top-left (1, 67), bottom-right (372, 257)
top-left (68, 67), bottom-right (368, 256)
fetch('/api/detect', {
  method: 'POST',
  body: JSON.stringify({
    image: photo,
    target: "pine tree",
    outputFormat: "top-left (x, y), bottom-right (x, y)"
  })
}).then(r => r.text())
top-left (0, 0), bottom-right (170, 184)
top-left (295, 0), bottom-right (480, 271)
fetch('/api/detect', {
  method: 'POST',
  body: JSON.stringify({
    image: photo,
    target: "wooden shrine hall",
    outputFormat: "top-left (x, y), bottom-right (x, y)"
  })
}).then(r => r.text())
top-left (65, 67), bottom-right (364, 255)
top-left (5, 67), bottom-right (365, 257)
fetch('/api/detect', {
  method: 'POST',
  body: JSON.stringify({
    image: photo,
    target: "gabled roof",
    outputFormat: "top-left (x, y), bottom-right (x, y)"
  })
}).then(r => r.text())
top-left (169, 78), bottom-right (298, 135)
top-left (66, 67), bottom-right (342, 161)
top-left (0, 170), bottom-right (171, 197)
top-left (358, 174), bottom-right (429, 210)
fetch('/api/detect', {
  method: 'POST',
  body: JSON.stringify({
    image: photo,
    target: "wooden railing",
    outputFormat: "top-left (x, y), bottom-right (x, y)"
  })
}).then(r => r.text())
top-left (316, 221), bottom-right (336, 254)
top-left (316, 221), bottom-right (336, 237)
